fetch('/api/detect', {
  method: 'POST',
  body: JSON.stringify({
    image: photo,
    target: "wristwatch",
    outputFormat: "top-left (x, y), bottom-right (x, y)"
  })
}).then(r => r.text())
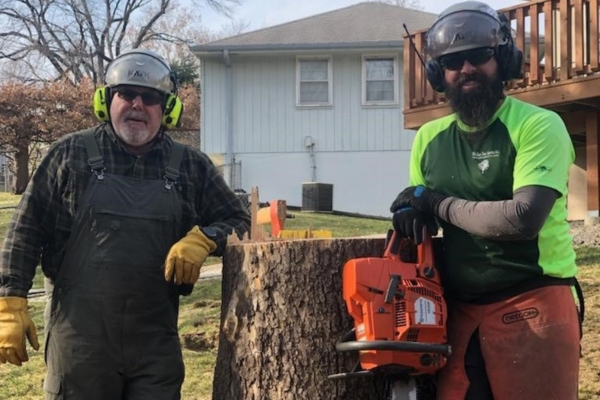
top-left (201, 226), bottom-right (219, 241)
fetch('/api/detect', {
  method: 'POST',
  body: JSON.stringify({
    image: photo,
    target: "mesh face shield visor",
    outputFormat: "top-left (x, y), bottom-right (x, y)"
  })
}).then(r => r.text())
top-left (105, 50), bottom-right (175, 95)
top-left (425, 10), bottom-right (508, 60)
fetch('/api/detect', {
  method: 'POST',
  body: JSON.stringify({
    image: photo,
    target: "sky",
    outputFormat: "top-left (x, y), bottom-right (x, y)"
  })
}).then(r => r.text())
top-left (200, 0), bottom-right (527, 34)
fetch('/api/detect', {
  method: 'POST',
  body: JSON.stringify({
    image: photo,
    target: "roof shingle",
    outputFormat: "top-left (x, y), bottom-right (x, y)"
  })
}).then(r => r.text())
top-left (191, 2), bottom-right (436, 53)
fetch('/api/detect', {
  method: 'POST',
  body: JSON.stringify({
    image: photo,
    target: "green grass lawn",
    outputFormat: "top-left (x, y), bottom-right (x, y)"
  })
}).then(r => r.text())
top-left (0, 193), bottom-right (18, 246)
top-left (283, 210), bottom-right (391, 237)
top-left (0, 192), bottom-right (20, 207)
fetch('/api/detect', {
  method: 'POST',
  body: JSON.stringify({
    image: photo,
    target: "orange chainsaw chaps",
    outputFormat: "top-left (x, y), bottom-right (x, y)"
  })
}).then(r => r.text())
top-left (342, 232), bottom-right (449, 375)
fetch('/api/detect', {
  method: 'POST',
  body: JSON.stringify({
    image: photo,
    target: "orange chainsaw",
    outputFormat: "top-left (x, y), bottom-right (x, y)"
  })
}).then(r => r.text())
top-left (329, 230), bottom-right (451, 380)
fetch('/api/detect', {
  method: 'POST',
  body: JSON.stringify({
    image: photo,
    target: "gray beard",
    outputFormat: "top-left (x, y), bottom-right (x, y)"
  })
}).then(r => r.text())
top-left (445, 73), bottom-right (505, 130)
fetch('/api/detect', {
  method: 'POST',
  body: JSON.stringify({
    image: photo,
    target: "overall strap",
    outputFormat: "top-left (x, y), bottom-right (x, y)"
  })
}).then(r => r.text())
top-left (81, 129), bottom-right (105, 178)
top-left (164, 141), bottom-right (185, 189)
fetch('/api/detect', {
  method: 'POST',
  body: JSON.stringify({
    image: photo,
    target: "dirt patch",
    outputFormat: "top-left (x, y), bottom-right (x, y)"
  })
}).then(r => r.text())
top-left (571, 221), bottom-right (600, 248)
top-left (182, 331), bottom-right (218, 351)
top-left (192, 300), bottom-right (221, 309)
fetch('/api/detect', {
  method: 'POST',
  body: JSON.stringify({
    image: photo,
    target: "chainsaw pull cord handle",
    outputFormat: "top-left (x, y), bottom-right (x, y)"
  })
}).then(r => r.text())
top-left (383, 229), bottom-right (433, 264)
top-left (417, 230), bottom-right (434, 270)
top-left (384, 230), bottom-right (439, 284)
top-left (383, 230), bottom-right (402, 261)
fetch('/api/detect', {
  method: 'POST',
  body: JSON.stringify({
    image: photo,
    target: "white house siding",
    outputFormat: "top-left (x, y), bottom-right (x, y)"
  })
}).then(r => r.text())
top-left (200, 60), bottom-right (228, 153)
top-left (236, 150), bottom-right (412, 217)
top-left (200, 53), bottom-right (416, 217)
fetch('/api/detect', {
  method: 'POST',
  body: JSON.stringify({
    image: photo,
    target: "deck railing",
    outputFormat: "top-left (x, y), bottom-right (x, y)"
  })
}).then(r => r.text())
top-left (404, 0), bottom-right (600, 117)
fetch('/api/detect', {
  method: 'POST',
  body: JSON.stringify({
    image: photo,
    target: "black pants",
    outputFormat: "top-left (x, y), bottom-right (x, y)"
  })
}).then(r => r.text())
top-left (464, 329), bottom-right (494, 400)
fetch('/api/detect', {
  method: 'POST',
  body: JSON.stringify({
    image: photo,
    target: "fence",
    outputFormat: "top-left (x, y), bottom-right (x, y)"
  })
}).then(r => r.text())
top-left (0, 163), bottom-right (13, 193)
top-left (215, 159), bottom-right (242, 191)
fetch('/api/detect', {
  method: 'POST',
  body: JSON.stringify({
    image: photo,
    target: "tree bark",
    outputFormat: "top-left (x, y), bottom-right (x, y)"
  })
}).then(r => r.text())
top-left (213, 237), bottom-right (401, 400)
top-left (13, 142), bottom-right (29, 194)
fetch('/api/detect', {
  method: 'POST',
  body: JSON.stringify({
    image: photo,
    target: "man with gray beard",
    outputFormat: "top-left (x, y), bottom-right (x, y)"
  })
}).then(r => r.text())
top-left (0, 48), bottom-right (250, 399)
top-left (389, 1), bottom-right (583, 399)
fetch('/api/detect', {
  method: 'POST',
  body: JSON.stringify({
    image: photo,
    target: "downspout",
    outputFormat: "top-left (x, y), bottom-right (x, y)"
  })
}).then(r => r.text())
top-left (223, 49), bottom-right (234, 187)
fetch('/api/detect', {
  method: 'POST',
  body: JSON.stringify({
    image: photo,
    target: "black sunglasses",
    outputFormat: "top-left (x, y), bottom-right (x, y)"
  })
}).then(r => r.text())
top-left (114, 88), bottom-right (164, 106)
top-left (438, 48), bottom-right (496, 71)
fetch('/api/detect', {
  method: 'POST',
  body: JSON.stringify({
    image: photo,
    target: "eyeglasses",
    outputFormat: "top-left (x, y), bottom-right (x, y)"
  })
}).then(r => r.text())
top-left (438, 48), bottom-right (495, 71)
top-left (114, 88), bottom-right (164, 106)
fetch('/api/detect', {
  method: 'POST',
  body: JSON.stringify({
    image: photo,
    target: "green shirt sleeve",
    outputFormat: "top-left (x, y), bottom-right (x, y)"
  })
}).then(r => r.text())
top-left (408, 126), bottom-right (427, 186)
top-left (511, 111), bottom-right (574, 196)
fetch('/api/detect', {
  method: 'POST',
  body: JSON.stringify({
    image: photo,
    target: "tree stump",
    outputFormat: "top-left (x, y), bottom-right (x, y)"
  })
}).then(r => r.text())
top-left (212, 237), bottom-right (401, 400)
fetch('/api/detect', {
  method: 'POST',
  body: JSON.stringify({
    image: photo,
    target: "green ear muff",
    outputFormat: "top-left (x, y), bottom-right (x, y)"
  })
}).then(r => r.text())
top-left (93, 87), bottom-right (183, 129)
top-left (162, 94), bottom-right (183, 129)
top-left (94, 86), bottom-right (110, 122)
top-left (93, 87), bottom-right (110, 122)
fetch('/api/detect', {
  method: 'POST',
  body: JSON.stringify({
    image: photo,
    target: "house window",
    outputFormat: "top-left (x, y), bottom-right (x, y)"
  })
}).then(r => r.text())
top-left (362, 55), bottom-right (398, 105)
top-left (296, 56), bottom-right (332, 106)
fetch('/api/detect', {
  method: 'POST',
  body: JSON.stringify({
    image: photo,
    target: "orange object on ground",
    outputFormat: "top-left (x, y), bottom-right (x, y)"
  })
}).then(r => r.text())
top-left (269, 200), bottom-right (286, 237)
top-left (256, 200), bottom-right (287, 237)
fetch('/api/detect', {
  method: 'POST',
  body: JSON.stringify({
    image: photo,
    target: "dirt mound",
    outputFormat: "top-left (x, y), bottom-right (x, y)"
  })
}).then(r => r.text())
top-left (182, 331), bottom-right (218, 351)
top-left (570, 221), bottom-right (600, 248)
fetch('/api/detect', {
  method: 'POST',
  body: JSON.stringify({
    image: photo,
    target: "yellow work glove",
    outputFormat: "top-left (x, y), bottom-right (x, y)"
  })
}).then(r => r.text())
top-left (0, 296), bottom-right (40, 366)
top-left (164, 226), bottom-right (217, 285)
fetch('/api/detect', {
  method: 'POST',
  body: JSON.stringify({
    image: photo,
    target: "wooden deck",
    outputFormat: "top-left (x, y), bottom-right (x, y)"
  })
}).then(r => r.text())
top-left (403, 0), bottom-right (600, 132)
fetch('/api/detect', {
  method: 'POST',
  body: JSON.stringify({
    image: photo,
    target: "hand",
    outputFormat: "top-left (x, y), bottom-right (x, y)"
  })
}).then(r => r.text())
top-left (392, 207), bottom-right (438, 245)
top-left (0, 297), bottom-right (40, 366)
top-left (164, 226), bottom-right (218, 285)
top-left (390, 186), bottom-right (446, 215)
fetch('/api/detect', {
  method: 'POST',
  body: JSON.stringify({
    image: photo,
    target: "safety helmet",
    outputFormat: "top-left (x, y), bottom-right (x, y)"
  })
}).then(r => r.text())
top-left (104, 48), bottom-right (176, 95)
top-left (425, 1), bottom-right (510, 60)
top-left (94, 48), bottom-right (183, 129)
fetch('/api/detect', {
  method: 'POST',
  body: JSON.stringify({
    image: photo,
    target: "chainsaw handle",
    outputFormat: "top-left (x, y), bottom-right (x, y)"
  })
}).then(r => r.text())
top-left (336, 339), bottom-right (452, 356)
top-left (383, 229), bottom-right (433, 265)
top-left (383, 230), bottom-right (402, 260)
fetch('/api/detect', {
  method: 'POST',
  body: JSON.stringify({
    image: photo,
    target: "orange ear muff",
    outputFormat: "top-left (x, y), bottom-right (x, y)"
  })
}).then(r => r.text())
top-left (162, 94), bottom-right (183, 129)
top-left (93, 87), bottom-right (110, 122)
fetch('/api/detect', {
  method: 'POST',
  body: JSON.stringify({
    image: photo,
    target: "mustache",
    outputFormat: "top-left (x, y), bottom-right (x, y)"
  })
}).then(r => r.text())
top-left (124, 111), bottom-right (148, 122)
top-left (457, 73), bottom-right (488, 87)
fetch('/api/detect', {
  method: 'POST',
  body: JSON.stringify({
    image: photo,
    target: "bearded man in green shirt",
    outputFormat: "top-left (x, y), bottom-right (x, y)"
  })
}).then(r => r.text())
top-left (391, 2), bottom-right (583, 399)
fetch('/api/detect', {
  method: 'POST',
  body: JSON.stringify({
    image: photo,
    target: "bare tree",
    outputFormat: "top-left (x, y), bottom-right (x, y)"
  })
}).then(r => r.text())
top-left (0, 0), bottom-right (240, 84)
top-left (216, 17), bottom-right (250, 38)
top-left (371, 0), bottom-right (423, 10)
top-left (137, 2), bottom-right (249, 87)
top-left (127, 2), bottom-right (211, 86)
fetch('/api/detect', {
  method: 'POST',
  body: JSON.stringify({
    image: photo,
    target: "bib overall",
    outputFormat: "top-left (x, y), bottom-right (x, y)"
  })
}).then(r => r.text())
top-left (43, 132), bottom-right (186, 400)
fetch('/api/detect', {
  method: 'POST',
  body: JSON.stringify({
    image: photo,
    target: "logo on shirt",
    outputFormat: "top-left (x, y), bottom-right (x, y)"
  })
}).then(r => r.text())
top-left (472, 150), bottom-right (500, 175)
top-left (534, 165), bottom-right (552, 173)
top-left (478, 159), bottom-right (489, 174)
top-left (502, 307), bottom-right (540, 324)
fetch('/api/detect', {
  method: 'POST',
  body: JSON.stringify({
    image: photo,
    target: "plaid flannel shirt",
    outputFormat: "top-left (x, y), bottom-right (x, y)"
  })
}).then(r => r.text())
top-left (0, 124), bottom-right (250, 297)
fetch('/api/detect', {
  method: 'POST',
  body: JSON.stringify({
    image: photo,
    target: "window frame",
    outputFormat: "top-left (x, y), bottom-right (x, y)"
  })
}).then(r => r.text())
top-left (361, 54), bottom-right (399, 107)
top-left (296, 56), bottom-right (333, 107)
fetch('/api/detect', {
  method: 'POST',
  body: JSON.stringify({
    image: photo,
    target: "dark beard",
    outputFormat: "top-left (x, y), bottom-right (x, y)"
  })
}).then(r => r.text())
top-left (445, 72), bottom-right (505, 130)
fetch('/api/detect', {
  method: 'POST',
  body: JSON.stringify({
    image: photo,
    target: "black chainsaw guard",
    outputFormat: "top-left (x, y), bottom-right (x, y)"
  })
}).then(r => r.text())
top-left (336, 340), bottom-right (451, 355)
